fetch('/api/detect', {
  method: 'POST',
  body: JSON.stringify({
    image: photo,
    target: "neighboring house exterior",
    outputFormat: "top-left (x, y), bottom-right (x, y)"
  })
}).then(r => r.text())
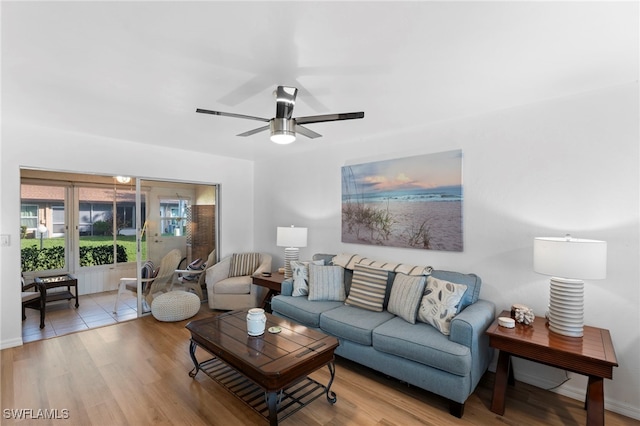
top-left (20, 184), bottom-right (137, 238)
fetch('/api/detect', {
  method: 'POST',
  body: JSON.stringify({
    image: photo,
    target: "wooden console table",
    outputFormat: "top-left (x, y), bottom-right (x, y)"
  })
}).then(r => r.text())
top-left (252, 272), bottom-right (285, 312)
top-left (486, 310), bottom-right (617, 426)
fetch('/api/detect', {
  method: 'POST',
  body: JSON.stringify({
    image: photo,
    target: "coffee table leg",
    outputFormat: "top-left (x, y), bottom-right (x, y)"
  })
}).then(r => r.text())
top-left (326, 360), bottom-right (337, 404)
top-left (188, 340), bottom-right (200, 378)
top-left (266, 391), bottom-right (278, 426)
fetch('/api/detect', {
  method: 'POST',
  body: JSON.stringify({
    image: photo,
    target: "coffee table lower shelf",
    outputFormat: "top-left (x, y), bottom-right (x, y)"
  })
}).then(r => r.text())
top-left (191, 357), bottom-right (335, 424)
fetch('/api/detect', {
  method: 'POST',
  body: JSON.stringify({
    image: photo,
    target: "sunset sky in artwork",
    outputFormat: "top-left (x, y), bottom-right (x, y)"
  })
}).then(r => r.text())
top-left (343, 150), bottom-right (462, 194)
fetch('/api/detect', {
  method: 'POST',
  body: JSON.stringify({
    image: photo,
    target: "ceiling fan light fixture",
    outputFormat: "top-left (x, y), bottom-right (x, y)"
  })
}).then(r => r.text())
top-left (270, 118), bottom-right (296, 144)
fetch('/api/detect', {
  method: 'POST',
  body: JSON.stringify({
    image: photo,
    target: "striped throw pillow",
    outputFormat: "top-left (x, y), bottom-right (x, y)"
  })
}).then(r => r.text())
top-left (387, 273), bottom-right (427, 324)
top-left (345, 264), bottom-right (389, 312)
top-left (308, 264), bottom-right (345, 301)
top-left (229, 253), bottom-right (261, 278)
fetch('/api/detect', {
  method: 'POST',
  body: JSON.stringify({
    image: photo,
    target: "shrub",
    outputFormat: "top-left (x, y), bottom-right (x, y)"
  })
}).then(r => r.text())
top-left (22, 244), bottom-right (128, 271)
top-left (92, 220), bottom-right (112, 236)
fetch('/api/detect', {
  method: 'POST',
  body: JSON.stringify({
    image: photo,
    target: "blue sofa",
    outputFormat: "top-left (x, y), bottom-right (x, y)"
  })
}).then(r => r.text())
top-left (271, 254), bottom-right (496, 418)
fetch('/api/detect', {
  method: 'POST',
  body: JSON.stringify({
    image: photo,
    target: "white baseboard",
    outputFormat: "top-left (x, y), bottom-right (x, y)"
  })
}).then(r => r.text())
top-left (1, 337), bottom-right (24, 350)
top-left (515, 369), bottom-right (640, 421)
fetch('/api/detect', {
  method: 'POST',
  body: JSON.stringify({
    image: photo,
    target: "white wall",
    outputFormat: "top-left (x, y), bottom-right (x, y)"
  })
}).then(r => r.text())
top-left (253, 83), bottom-right (640, 419)
top-left (0, 123), bottom-right (255, 348)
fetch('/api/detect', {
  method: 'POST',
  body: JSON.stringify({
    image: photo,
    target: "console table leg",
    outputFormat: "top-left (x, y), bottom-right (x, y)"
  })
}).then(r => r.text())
top-left (326, 360), bottom-right (337, 404)
top-left (586, 376), bottom-right (604, 426)
top-left (266, 391), bottom-right (278, 426)
top-left (188, 341), bottom-right (200, 378)
top-left (491, 350), bottom-right (511, 415)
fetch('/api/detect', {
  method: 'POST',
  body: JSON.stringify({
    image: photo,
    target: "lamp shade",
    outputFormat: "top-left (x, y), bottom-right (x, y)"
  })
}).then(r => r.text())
top-left (534, 236), bottom-right (607, 280)
top-left (277, 226), bottom-right (308, 248)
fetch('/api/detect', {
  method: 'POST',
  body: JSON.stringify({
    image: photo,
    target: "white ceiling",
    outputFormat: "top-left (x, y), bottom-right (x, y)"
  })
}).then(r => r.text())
top-left (2, 1), bottom-right (637, 161)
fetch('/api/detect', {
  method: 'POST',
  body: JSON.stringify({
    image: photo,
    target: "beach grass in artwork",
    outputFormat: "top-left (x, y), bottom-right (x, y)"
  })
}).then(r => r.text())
top-left (341, 150), bottom-right (463, 251)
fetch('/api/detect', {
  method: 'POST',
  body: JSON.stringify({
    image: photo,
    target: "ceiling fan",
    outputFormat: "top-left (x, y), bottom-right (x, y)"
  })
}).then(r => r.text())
top-left (196, 86), bottom-right (364, 144)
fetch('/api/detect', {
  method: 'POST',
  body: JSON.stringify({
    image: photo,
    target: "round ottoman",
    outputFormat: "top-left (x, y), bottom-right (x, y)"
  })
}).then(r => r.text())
top-left (151, 291), bottom-right (200, 322)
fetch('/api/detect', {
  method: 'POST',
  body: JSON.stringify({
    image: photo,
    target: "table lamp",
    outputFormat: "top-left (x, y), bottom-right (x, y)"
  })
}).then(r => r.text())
top-left (533, 235), bottom-right (607, 337)
top-left (277, 226), bottom-right (308, 279)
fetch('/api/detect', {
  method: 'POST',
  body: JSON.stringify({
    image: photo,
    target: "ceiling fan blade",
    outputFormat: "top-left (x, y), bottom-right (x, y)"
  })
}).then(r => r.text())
top-left (295, 124), bottom-right (322, 139)
top-left (295, 111), bottom-right (364, 125)
top-left (275, 86), bottom-right (298, 119)
top-left (196, 108), bottom-right (269, 123)
top-left (237, 125), bottom-right (270, 137)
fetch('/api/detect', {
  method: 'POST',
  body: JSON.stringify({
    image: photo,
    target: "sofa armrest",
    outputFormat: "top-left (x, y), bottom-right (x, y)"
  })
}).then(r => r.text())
top-left (449, 299), bottom-right (496, 391)
top-left (450, 299), bottom-right (496, 347)
top-left (280, 279), bottom-right (294, 296)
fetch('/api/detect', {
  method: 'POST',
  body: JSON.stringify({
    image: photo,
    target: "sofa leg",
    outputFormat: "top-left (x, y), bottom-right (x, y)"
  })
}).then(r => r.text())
top-left (449, 401), bottom-right (464, 418)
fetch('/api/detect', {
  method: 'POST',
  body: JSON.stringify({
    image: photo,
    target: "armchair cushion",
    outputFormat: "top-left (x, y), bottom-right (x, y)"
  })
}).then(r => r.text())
top-left (229, 253), bottom-right (260, 278)
top-left (214, 276), bottom-right (251, 294)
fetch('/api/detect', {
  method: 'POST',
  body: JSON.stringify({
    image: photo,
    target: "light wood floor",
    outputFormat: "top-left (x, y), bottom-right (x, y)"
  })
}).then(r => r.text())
top-left (3, 306), bottom-right (637, 426)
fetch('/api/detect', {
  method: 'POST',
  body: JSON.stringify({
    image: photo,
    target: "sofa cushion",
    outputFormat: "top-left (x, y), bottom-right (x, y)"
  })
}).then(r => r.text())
top-left (387, 273), bottom-right (427, 324)
top-left (213, 276), bottom-right (251, 294)
top-left (417, 276), bottom-right (467, 335)
top-left (345, 264), bottom-right (389, 312)
top-left (308, 264), bottom-right (346, 301)
top-left (430, 270), bottom-right (481, 312)
top-left (320, 305), bottom-right (394, 346)
top-left (270, 295), bottom-right (343, 328)
top-left (229, 253), bottom-right (260, 277)
top-left (372, 317), bottom-right (471, 377)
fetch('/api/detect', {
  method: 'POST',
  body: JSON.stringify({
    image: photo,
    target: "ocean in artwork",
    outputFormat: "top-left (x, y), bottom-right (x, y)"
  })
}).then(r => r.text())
top-left (341, 150), bottom-right (463, 251)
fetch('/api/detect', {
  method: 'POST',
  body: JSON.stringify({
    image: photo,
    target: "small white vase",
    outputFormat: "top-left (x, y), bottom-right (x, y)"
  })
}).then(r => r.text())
top-left (246, 308), bottom-right (266, 336)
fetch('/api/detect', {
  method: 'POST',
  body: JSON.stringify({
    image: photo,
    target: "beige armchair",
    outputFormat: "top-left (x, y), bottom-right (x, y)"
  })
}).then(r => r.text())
top-left (206, 252), bottom-right (272, 310)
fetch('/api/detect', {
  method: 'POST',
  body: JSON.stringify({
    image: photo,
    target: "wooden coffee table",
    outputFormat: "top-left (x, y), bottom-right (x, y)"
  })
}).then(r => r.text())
top-left (186, 310), bottom-right (339, 425)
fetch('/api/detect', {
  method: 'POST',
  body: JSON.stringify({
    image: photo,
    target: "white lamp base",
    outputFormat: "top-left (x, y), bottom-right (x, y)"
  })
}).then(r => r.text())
top-left (548, 277), bottom-right (584, 337)
top-left (283, 247), bottom-right (299, 279)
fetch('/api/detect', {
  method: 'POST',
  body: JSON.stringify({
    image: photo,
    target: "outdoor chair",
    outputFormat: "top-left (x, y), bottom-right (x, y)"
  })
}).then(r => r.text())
top-left (22, 275), bottom-right (46, 329)
top-left (174, 249), bottom-right (216, 300)
top-left (112, 249), bottom-right (183, 313)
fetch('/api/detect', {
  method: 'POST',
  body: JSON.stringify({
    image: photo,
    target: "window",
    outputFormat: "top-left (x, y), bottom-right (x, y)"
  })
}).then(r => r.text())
top-left (20, 204), bottom-right (38, 233)
top-left (78, 186), bottom-right (146, 266)
top-left (159, 197), bottom-right (190, 237)
top-left (20, 183), bottom-right (67, 272)
top-left (20, 180), bottom-right (147, 272)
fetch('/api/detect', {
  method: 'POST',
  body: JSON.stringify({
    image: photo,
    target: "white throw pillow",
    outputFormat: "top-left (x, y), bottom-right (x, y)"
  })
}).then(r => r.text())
top-left (417, 276), bottom-right (467, 335)
top-left (291, 259), bottom-right (324, 297)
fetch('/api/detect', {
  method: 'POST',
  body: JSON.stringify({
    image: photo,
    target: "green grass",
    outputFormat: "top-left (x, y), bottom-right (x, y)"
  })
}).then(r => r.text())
top-left (21, 236), bottom-right (147, 263)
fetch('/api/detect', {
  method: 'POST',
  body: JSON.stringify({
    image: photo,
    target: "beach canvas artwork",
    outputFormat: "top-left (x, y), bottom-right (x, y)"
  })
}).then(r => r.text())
top-left (341, 150), bottom-right (463, 251)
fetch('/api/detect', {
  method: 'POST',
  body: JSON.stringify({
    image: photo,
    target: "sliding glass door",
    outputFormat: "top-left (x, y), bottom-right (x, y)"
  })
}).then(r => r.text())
top-left (21, 169), bottom-right (218, 322)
